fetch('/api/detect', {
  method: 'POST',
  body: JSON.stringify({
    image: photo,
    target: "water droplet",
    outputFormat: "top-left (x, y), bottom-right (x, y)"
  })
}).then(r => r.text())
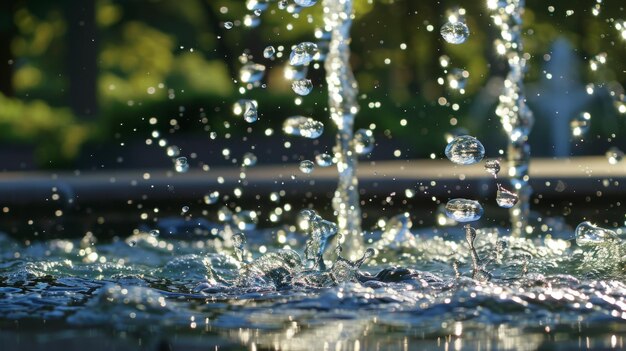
top-left (128, 240), bottom-right (137, 247)
top-left (242, 152), bottom-right (258, 167)
top-left (232, 233), bottom-right (247, 262)
top-left (354, 129), bottom-right (375, 154)
top-left (496, 184), bottom-right (519, 208)
top-left (299, 160), bottom-right (315, 174)
top-left (291, 79), bottom-right (313, 96)
top-left (440, 21), bottom-right (470, 44)
top-left (571, 112), bottom-right (591, 137)
top-left (606, 147), bottom-right (624, 165)
top-left (149, 229), bottom-right (160, 237)
top-left (445, 135), bottom-right (485, 165)
top-left (294, 0), bottom-right (318, 7)
top-left (181, 206), bottom-right (190, 214)
top-left (484, 159), bottom-right (501, 178)
top-left (445, 199), bottom-right (484, 222)
top-left (243, 14), bottom-right (260, 28)
top-left (263, 45), bottom-right (276, 58)
top-left (575, 221), bottom-right (618, 247)
top-left (315, 153), bottom-right (333, 167)
top-left (166, 145), bottom-right (180, 157)
top-left (233, 210), bottom-right (258, 231)
top-left (204, 191), bottom-right (220, 205)
top-left (289, 42), bottom-right (319, 66)
top-left (232, 99), bottom-right (258, 123)
top-left (175, 157), bottom-right (189, 173)
top-left (283, 116), bottom-right (324, 139)
top-left (278, 0), bottom-right (288, 10)
top-left (224, 21), bottom-right (233, 29)
top-left (239, 62), bottom-right (266, 83)
top-left (246, 0), bottom-right (270, 11)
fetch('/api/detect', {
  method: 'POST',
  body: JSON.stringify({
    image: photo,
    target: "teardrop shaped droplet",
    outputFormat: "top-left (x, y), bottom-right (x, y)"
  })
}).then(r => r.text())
top-left (263, 45), bottom-right (276, 58)
top-left (445, 198), bottom-right (484, 222)
top-left (283, 116), bottom-right (324, 139)
top-left (289, 42), bottom-right (319, 66)
top-left (291, 79), bottom-right (313, 96)
top-left (440, 21), bottom-right (470, 44)
top-left (484, 159), bottom-right (501, 178)
top-left (174, 157), bottom-right (189, 173)
top-left (575, 221), bottom-right (618, 247)
top-left (299, 160), bottom-right (315, 174)
top-left (445, 135), bottom-right (485, 165)
top-left (496, 184), bottom-right (519, 208)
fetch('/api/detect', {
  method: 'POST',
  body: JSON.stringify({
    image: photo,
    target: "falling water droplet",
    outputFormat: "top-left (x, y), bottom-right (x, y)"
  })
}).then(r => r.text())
top-left (149, 229), bottom-right (160, 237)
top-left (315, 153), bottom-right (334, 167)
top-left (445, 199), bottom-right (484, 222)
top-left (128, 240), bottom-right (137, 247)
top-left (175, 157), bottom-right (189, 173)
top-left (440, 21), bottom-right (470, 44)
top-left (575, 221), bottom-right (618, 247)
top-left (484, 159), bottom-right (501, 178)
top-left (283, 116), bottom-right (324, 139)
top-left (606, 147), bottom-right (624, 165)
top-left (263, 45), bottom-right (276, 58)
top-left (354, 129), bottom-right (375, 154)
top-left (289, 42), bottom-right (319, 66)
top-left (181, 206), bottom-right (190, 214)
top-left (299, 160), bottom-right (315, 174)
top-left (294, 0), bottom-right (318, 7)
top-left (224, 21), bottom-right (234, 29)
top-left (571, 112), bottom-right (591, 137)
top-left (232, 233), bottom-right (247, 262)
top-left (242, 152), bottom-right (258, 167)
top-left (291, 79), bottom-right (313, 96)
top-left (239, 62), bottom-right (266, 84)
top-left (445, 135), bottom-right (485, 165)
top-left (204, 191), bottom-right (220, 205)
top-left (232, 99), bottom-right (258, 123)
top-left (496, 184), bottom-right (519, 208)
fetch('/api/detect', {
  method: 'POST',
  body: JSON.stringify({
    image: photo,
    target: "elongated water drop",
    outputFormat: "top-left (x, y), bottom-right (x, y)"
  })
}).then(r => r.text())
top-left (496, 184), bottom-right (519, 208)
top-left (315, 153), bottom-right (333, 167)
top-left (299, 160), bottom-right (315, 174)
top-left (232, 99), bottom-right (258, 123)
top-left (440, 21), bottom-right (470, 44)
top-left (294, 0), bottom-right (318, 7)
top-left (239, 62), bottom-right (266, 84)
top-left (445, 199), bottom-right (483, 222)
top-left (292, 79), bottom-right (313, 96)
top-left (354, 129), bottom-right (375, 154)
top-left (174, 157), bottom-right (189, 173)
top-left (484, 159), bottom-right (501, 178)
top-left (289, 42), bottom-right (319, 66)
top-left (232, 233), bottom-right (246, 262)
top-left (283, 116), bottom-right (324, 139)
top-left (445, 135), bottom-right (485, 165)
top-left (263, 45), bottom-right (276, 58)
top-left (575, 221), bottom-right (618, 247)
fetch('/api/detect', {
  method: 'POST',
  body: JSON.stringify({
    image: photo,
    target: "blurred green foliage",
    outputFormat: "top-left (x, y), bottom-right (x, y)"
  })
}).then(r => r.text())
top-left (1, 0), bottom-right (625, 166)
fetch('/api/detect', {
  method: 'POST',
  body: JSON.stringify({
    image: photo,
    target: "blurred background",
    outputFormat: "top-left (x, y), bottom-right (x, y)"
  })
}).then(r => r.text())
top-left (0, 0), bottom-right (625, 170)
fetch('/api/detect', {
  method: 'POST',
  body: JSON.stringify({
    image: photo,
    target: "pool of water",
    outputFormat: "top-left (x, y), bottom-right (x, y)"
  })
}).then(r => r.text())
top-left (1, 220), bottom-right (625, 350)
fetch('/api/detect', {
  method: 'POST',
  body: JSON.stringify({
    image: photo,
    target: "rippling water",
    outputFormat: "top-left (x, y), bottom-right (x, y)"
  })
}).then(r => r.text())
top-left (1, 221), bottom-right (626, 350)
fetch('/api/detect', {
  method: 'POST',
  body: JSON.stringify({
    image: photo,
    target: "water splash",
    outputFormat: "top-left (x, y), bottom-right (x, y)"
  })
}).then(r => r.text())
top-left (488, 0), bottom-right (534, 236)
top-left (323, 0), bottom-right (363, 259)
